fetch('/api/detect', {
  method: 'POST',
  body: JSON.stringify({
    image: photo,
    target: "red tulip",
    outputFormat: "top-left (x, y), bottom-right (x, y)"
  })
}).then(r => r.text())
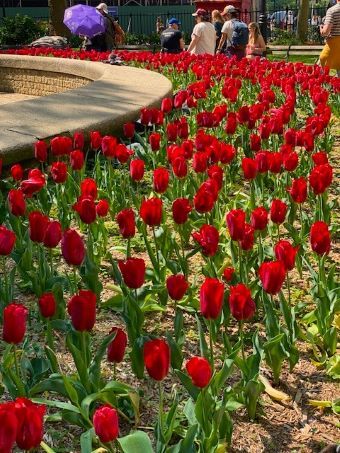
top-left (310, 221), bottom-right (331, 255)
top-left (3, 303), bottom-right (28, 344)
top-left (123, 122), bottom-right (135, 139)
top-left (0, 402), bottom-right (18, 453)
top-left (309, 164), bottom-right (333, 195)
top-left (239, 223), bottom-right (254, 251)
top-left (20, 170), bottom-right (45, 197)
top-left (81, 178), bottom-right (97, 199)
top-left (269, 152), bottom-right (282, 174)
top-left (255, 151), bottom-right (270, 173)
top-left (288, 177), bottom-right (307, 203)
top-left (50, 161), bottom-right (68, 183)
top-left (93, 405), bottom-right (119, 443)
top-left (242, 157), bottom-right (258, 180)
top-left (50, 136), bottom-right (72, 156)
top-left (43, 220), bottom-right (62, 248)
top-left (166, 123), bottom-right (178, 142)
top-left (116, 144), bottom-right (132, 164)
top-left (15, 398), bottom-right (46, 450)
top-left (34, 140), bottom-right (48, 162)
top-left (70, 150), bottom-right (85, 170)
top-left (229, 284), bottom-right (256, 321)
top-left (38, 292), bottom-right (57, 318)
top-left (223, 267), bottom-right (234, 282)
top-left (96, 199), bottom-right (110, 217)
top-left (166, 274), bottom-right (188, 301)
top-left (270, 199), bottom-right (287, 224)
top-left (161, 97), bottom-right (173, 114)
top-left (73, 195), bottom-right (97, 224)
top-left (10, 164), bottom-right (24, 181)
top-left (144, 339), bottom-right (170, 381)
top-left (116, 208), bottom-right (135, 238)
top-left (193, 152), bottom-right (208, 173)
top-left (130, 159), bottom-right (145, 181)
top-left (67, 290), bottom-right (96, 331)
top-left (192, 224), bottom-right (219, 256)
top-left (250, 134), bottom-right (261, 151)
top-left (207, 165), bottom-right (223, 190)
top-left (90, 130), bottom-right (102, 149)
top-left (73, 131), bottom-right (84, 150)
top-left (312, 152), bottom-right (328, 166)
top-left (220, 144), bottom-right (236, 164)
top-left (153, 168), bottom-right (169, 193)
top-left (29, 211), bottom-right (49, 243)
top-left (186, 357), bottom-right (212, 388)
top-left (8, 189), bottom-right (26, 217)
top-left (118, 258), bottom-right (145, 289)
top-left (172, 156), bottom-right (187, 178)
top-left (0, 225), bottom-right (16, 255)
top-left (149, 132), bottom-right (161, 151)
top-left (194, 182), bottom-right (217, 213)
top-left (274, 240), bottom-right (299, 271)
top-left (61, 229), bottom-right (85, 266)
top-left (107, 327), bottom-right (127, 363)
top-left (259, 261), bottom-right (286, 295)
top-left (172, 198), bottom-right (191, 224)
top-left (282, 151), bottom-right (298, 171)
top-left (200, 278), bottom-right (224, 319)
top-left (250, 206), bottom-right (268, 231)
top-left (140, 198), bottom-right (162, 226)
top-left (102, 136), bottom-right (117, 159)
top-left (226, 209), bottom-right (246, 241)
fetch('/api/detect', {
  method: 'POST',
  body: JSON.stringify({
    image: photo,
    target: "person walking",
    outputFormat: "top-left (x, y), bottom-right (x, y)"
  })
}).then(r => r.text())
top-left (246, 22), bottom-right (266, 59)
top-left (211, 9), bottom-right (224, 51)
top-left (89, 3), bottom-right (124, 52)
top-left (319, 0), bottom-right (340, 76)
top-left (187, 9), bottom-right (216, 56)
top-left (160, 18), bottom-right (184, 54)
top-left (216, 5), bottom-right (249, 60)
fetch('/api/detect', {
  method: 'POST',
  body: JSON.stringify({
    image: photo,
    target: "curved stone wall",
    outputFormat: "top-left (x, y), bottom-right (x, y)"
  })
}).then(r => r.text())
top-left (0, 55), bottom-right (172, 165)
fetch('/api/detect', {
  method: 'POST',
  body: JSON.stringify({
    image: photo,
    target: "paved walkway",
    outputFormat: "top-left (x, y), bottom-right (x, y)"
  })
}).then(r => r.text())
top-left (0, 92), bottom-right (37, 105)
top-left (0, 55), bottom-right (172, 165)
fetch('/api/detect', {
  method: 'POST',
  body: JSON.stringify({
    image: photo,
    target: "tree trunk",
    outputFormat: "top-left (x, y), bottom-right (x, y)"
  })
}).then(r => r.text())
top-left (49, 0), bottom-right (71, 37)
top-left (297, 0), bottom-right (309, 42)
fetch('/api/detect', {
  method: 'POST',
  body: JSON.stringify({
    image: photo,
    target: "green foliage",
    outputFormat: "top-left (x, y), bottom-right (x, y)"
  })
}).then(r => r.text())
top-left (270, 29), bottom-right (302, 45)
top-left (0, 15), bottom-right (45, 46)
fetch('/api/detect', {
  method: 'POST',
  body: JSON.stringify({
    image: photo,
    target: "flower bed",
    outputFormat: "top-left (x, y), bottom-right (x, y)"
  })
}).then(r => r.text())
top-left (0, 48), bottom-right (339, 452)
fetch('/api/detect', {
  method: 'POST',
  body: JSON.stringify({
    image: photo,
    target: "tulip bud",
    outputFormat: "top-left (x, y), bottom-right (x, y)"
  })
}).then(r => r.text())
top-left (107, 327), bottom-right (127, 363)
top-left (93, 405), bottom-right (119, 443)
top-left (186, 357), bottom-right (212, 388)
top-left (3, 303), bottom-right (28, 344)
top-left (144, 339), bottom-right (170, 381)
top-left (67, 290), bottom-right (96, 331)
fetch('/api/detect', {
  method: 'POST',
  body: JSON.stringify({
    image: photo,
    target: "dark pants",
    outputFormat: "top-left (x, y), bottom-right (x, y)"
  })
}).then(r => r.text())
top-left (225, 46), bottom-right (246, 60)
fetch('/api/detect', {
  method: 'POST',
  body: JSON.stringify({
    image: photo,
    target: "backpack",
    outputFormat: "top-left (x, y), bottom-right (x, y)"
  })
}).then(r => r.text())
top-left (231, 19), bottom-right (249, 48)
top-left (113, 21), bottom-right (125, 45)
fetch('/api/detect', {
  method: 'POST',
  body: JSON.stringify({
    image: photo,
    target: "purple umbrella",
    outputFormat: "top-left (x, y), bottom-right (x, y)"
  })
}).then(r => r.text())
top-left (63, 4), bottom-right (106, 38)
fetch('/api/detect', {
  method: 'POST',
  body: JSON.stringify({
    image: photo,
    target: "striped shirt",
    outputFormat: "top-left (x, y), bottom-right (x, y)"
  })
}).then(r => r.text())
top-left (324, 3), bottom-right (340, 36)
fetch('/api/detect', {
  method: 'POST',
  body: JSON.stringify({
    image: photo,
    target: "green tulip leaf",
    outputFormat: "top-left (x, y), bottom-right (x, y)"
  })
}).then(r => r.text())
top-left (118, 430), bottom-right (154, 453)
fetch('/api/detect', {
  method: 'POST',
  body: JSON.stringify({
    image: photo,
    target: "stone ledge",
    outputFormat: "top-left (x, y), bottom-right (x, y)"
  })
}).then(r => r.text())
top-left (0, 55), bottom-right (172, 165)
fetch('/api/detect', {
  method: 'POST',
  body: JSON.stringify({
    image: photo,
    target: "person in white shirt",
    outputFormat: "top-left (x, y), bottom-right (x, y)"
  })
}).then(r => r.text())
top-left (216, 5), bottom-right (248, 60)
top-left (187, 8), bottom-right (216, 55)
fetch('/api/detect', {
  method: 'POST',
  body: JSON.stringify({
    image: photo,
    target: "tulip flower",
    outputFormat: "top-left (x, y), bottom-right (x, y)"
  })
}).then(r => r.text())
top-left (310, 221), bottom-right (331, 255)
top-left (229, 284), bottom-right (256, 321)
top-left (101, 135), bottom-right (117, 159)
top-left (116, 208), bottom-right (136, 238)
top-left (259, 261), bottom-right (286, 295)
top-left (153, 168), bottom-right (169, 193)
top-left (144, 339), bottom-right (170, 381)
top-left (309, 164), bottom-right (333, 195)
top-left (29, 211), bottom-right (49, 243)
top-left (270, 199), bottom-right (287, 225)
top-left (123, 122), bottom-right (135, 139)
top-left (10, 164), bottom-right (24, 181)
top-left (14, 398), bottom-right (46, 451)
top-left (192, 224), bottom-right (219, 257)
top-left (172, 156), bottom-right (188, 179)
top-left (43, 220), bottom-right (62, 248)
top-left (20, 170), bottom-right (45, 197)
top-left (186, 357), bottom-right (212, 388)
top-left (226, 209), bottom-right (246, 241)
top-left (140, 198), bottom-right (162, 226)
top-left (73, 131), bottom-right (84, 150)
top-left (61, 229), bottom-right (85, 266)
top-left (107, 327), bottom-right (127, 364)
top-left (149, 132), bottom-right (161, 151)
top-left (166, 123), bottom-right (178, 142)
top-left (193, 152), bottom-right (208, 173)
top-left (223, 267), bottom-right (235, 282)
top-left (73, 195), bottom-right (97, 224)
top-left (67, 290), bottom-right (96, 331)
top-left (194, 183), bottom-right (216, 213)
top-left (70, 150), bottom-right (85, 171)
top-left (8, 189), bottom-right (26, 217)
top-left (118, 258), bottom-right (145, 289)
top-left (96, 199), bottom-right (110, 218)
top-left (80, 178), bottom-right (98, 199)
top-left (3, 303), bottom-right (28, 344)
top-left (172, 198), bottom-right (192, 225)
top-left (34, 140), bottom-right (48, 162)
top-left (242, 157), bottom-right (258, 180)
top-left (0, 402), bottom-right (18, 453)
top-left (161, 97), bottom-right (172, 113)
top-left (274, 240), bottom-right (299, 271)
top-left (200, 278), bottom-right (224, 320)
top-left (93, 405), bottom-right (119, 443)
top-left (90, 130), bottom-right (102, 149)
top-left (38, 292), bottom-right (57, 318)
top-left (239, 223), bottom-right (255, 251)
top-left (0, 225), bottom-right (16, 255)
top-left (250, 206), bottom-right (268, 231)
top-left (130, 159), bottom-right (145, 181)
top-left (50, 136), bottom-right (72, 156)
top-left (166, 274), bottom-right (188, 301)
top-left (312, 152), bottom-right (328, 165)
top-left (116, 144), bottom-right (132, 164)
top-left (288, 177), bottom-right (307, 204)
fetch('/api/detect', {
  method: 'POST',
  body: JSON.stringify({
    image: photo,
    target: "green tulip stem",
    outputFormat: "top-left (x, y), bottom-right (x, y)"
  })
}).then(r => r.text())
top-left (126, 237), bottom-right (131, 259)
top-left (152, 227), bottom-right (160, 272)
top-left (46, 319), bottom-right (55, 352)
top-left (286, 273), bottom-right (291, 306)
top-left (49, 248), bottom-right (53, 276)
top-left (2, 257), bottom-right (8, 305)
top-left (299, 204), bottom-right (303, 241)
top-left (238, 246), bottom-right (243, 281)
top-left (13, 344), bottom-right (20, 378)
top-left (113, 362), bottom-right (117, 381)
top-left (73, 267), bottom-right (78, 294)
top-left (209, 320), bottom-right (215, 370)
top-left (277, 224), bottom-right (281, 241)
top-left (158, 381), bottom-right (164, 431)
top-left (238, 321), bottom-right (246, 363)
